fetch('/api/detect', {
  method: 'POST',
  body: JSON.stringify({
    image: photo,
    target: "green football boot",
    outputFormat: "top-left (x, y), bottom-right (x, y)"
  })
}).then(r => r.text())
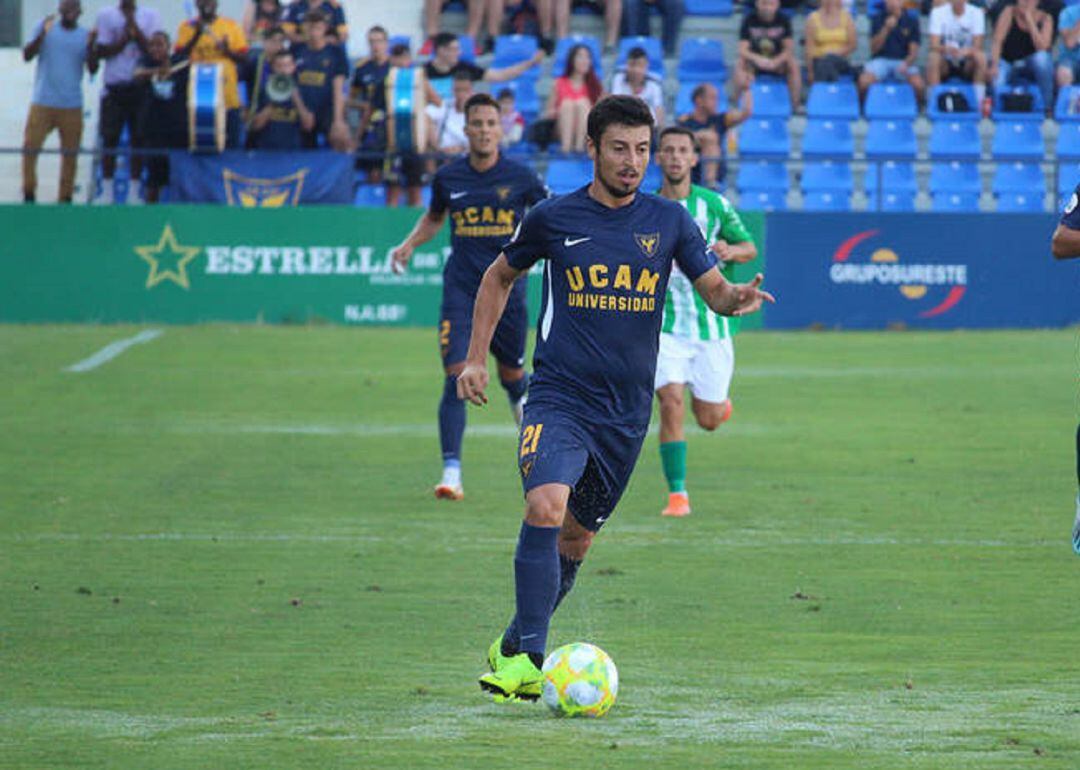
top-left (487, 634), bottom-right (510, 672)
top-left (479, 652), bottom-right (543, 702)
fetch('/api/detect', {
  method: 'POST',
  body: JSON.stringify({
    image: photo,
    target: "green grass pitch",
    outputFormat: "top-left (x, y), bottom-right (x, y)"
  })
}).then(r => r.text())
top-left (1, 324), bottom-right (1077, 769)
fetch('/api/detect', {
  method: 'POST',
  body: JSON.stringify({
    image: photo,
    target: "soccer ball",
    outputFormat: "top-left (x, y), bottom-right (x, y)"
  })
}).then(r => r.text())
top-left (541, 642), bottom-right (618, 717)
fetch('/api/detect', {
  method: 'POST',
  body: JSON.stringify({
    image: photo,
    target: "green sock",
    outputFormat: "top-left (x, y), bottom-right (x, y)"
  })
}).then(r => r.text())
top-left (659, 441), bottom-right (687, 494)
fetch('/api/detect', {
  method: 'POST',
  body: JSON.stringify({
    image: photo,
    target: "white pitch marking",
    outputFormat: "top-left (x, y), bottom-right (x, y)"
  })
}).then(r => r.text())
top-left (64, 329), bottom-right (163, 373)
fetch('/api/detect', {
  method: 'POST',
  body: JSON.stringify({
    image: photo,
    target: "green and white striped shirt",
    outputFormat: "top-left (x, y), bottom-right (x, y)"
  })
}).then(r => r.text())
top-left (662, 185), bottom-right (752, 341)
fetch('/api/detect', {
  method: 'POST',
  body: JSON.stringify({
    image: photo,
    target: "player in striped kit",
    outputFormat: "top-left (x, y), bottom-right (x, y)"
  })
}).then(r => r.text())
top-left (653, 126), bottom-right (759, 517)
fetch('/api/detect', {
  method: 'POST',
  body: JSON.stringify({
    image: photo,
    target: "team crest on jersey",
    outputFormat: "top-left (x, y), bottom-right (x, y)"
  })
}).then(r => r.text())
top-left (634, 232), bottom-right (660, 258)
top-left (520, 459), bottom-right (534, 478)
top-left (496, 186), bottom-right (512, 201)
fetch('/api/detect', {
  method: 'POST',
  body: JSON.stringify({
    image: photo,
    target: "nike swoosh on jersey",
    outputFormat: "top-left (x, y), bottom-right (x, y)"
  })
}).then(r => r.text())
top-left (449, 191), bottom-right (468, 199)
top-left (564, 237), bottom-right (591, 247)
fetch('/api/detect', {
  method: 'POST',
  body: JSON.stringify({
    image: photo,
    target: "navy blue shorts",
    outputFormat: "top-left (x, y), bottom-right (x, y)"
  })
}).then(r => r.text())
top-left (517, 402), bottom-right (648, 532)
top-left (440, 278), bottom-right (528, 368)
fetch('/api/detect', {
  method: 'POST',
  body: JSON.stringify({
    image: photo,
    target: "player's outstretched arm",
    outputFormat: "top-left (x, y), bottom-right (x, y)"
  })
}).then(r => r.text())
top-left (692, 268), bottom-right (775, 317)
top-left (390, 210), bottom-right (447, 273)
top-left (457, 255), bottom-right (526, 405)
top-left (1051, 224), bottom-right (1080, 259)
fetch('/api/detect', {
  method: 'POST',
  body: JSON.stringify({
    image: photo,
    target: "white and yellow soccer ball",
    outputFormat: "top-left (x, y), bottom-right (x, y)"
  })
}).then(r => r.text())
top-left (541, 642), bottom-right (618, 717)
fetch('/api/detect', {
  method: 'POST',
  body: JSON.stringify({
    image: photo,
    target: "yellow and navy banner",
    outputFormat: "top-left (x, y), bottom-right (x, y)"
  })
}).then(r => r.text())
top-left (168, 150), bottom-right (353, 206)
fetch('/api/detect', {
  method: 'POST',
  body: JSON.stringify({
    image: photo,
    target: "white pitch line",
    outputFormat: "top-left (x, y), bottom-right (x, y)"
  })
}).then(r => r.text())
top-left (64, 329), bottom-right (163, 373)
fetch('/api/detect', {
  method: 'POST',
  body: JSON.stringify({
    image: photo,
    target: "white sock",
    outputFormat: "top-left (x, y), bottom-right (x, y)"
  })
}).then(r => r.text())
top-left (440, 463), bottom-right (461, 488)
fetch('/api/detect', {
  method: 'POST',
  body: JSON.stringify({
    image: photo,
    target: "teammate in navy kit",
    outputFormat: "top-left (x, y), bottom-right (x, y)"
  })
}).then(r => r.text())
top-left (1050, 183), bottom-right (1080, 555)
top-left (391, 92), bottom-right (548, 501)
top-left (457, 96), bottom-right (775, 700)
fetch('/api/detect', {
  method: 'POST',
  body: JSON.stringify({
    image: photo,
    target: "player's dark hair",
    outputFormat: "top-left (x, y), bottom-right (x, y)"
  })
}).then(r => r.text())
top-left (433, 31), bottom-right (459, 51)
top-left (464, 92), bottom-right (499, 119)
top-left (586, 95), bottom-right (655, 147)
top-left (659, 125), bottom-right (699, 152)
top-left (626, 46), bottom-right (648, 61)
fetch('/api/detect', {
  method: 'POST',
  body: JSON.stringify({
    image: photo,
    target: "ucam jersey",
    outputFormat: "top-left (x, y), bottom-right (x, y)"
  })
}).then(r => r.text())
top-left (662, 185), bottom-right (753, 342)
top-left (430, 155), bottom-right (548, 291)
top-left (503, 186), bottom-right (717, 427)
top-left (1061, 183), bottom-right (1080, 230)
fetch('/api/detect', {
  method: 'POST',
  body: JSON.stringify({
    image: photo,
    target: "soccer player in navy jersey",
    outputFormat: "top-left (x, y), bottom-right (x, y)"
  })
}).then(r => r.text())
top-left (391, 92), bottom-right (549, 501)
top-left (1050, 184), bottom-right (1080, 555)
top-left (457, 95), bottom-right (775, 700)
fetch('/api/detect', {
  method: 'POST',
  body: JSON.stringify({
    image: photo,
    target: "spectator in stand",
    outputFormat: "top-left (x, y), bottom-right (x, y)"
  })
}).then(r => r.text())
top-left (734, 0), bottom-right (801, 112)
top-left (133, 31), bottom-right (187, 203)
top-left (804, 0), bottom-right (857, 84)
top-left (352, 25), bottom-right (391, 179)
top-left (281, 0), bottom-right (346, 46)
top-left (497, 87), bottom-right (526, 146)
top-left (242, 0), bottom-right (283, 50)
top-left (94, 0), bottom-right (161, 205)
top-left (243, 25), bottom-right (285, 133)
top-left (553, 1), bottom-right (622, 52)
top-left (609, 45), bottom-right (665, 125)
top-left (1056, 0), bottom-right (1080, 91)
top-left (21, 0), bottom-right (98, 204)
top-left (384, 42), bottom-right (427, 207)
top-left (249, 49), bottom-right (315, 149)
top-left (989, 0), bottom-right (1054, 110)
top-left (176, 0), bottom-right (249, 148)
top-left (677, 83), bottom-right (751, 189)
top-left (623, 0), bottom-right (684, 57)
top-left (424, 31), bottom-right (544, 91)
top-left (426, 71), bottom-right (474, 157)
top-left (421, 0), bottom-right (508, 56)
top-left (292, 9), bottom-right (350, 150)
top-left (543, 42), bottom-right (603, 153)
top-left (927, 0), bottom-right (988, 105)
top-left (859, 0), bottom-right (925, 101)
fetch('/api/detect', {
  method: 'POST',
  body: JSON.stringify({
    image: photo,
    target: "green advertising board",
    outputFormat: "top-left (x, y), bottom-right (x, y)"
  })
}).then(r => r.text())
top-left (0, 205), bottom-right (764, 329)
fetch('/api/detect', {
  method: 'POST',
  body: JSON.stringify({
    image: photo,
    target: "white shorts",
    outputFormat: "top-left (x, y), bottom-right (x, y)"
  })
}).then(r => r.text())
top-left (654, 333), bottom-right (735, 404)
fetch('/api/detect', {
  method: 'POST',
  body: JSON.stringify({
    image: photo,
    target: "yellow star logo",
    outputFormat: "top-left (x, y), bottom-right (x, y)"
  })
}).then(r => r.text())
top-left (134, 224), bottom-right (201, 290)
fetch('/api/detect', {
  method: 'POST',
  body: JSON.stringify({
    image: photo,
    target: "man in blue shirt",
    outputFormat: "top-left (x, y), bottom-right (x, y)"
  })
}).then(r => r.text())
top-left (390, 93), bottom-right (548, 501)
top-left (291, 8), bottom-right (349, 150)
top-left (281, 0), bottom-right (346, 46)
top-left (858, 0), bottom-right (925, 101)
top-left (248, 49), bottom-right (315, 150)
top-left (22, 0), bottom-right (99, 203)
top-left (1050, 184), bottom-right (1080, 555)
top-left (457, 95), bottom-right (773, 700)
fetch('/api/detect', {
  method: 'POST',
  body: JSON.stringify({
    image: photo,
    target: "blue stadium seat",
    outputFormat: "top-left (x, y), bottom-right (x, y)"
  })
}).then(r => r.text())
top-left (1056, 122), bottom-right (1080, 159)
top-left (807, 82), bottom-right (859, 119)
top-left (928, 120), bottom-right (981, 159)
top-left (991, 83), bottom-right (1044, 122)
top-left (801, 160), bottom-right (853, 191)
top-left (457, 34), bottom-right (477, 62)
top-left (864, 120), bottom-right (917, 159)
top-left (675, 82), bottom-right (698, 115)
top-left (932, 191), bottom-right (981, 212)
top-left (740, 188), bottom-right (787, 210)
top-left (499, 79), bottom-right (541, 121)
top-left (996, 192), bottom-right (1045, 212)
top-left (677, 38), bottom-right (727, 83)
top-left (354, 184), bottom-right (387, 207)
top-left (738, 119), bottom-right (790, 157)
top-left (750, 80), bottom-right (791, 119)
top-left (802, 190), bottom-right (852, 211)
top-left (642, 163), bottom-right (662, 192)
top-left (864, 82), bottom-right (917, 120)
top-left (553, 35), bottom-right (603, 79)
top-left (991, 121), bottom-right (1044, 160)
top-left (685, 0), bottom-right (734, 15)
top-left (866, 191), bottom-right (917, 212)
top-left (929, 161), bottom-right (981, 194)
top-left (866, 160), bottom-right (918, 193)
top-left (493, 34), bottom-right (540, 79)
top-left (801, 119), bottom-right (853, 157)
top-left (1058, 161), bottom-right (1080, 196)
top-left (992, 162), bottom-right (1044, 195)
top-left (1054, 86), bottom-right (1080, 121)
top-left (737, 159), bottom-right (787, 190)
top-left (927, 84), bottom-right (980, 122)
top-left (546, 158), bottom-right (593, 194)
top-left (616, 36), bottom-right (664, 77)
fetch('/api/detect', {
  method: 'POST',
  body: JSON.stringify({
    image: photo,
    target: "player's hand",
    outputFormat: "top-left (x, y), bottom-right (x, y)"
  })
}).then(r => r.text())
top-left (710, 240), bottom-right (731, 263)
top-left (390, 243), bottom-right (412, 274)
top-left (728, 273), bottom-right (775, 317)
top-left (456, 362), bottom-right (489, 405)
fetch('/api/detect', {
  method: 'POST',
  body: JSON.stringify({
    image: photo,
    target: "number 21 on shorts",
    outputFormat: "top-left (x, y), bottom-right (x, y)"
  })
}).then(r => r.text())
top-left (520, 423), bottom-right (543, 458)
